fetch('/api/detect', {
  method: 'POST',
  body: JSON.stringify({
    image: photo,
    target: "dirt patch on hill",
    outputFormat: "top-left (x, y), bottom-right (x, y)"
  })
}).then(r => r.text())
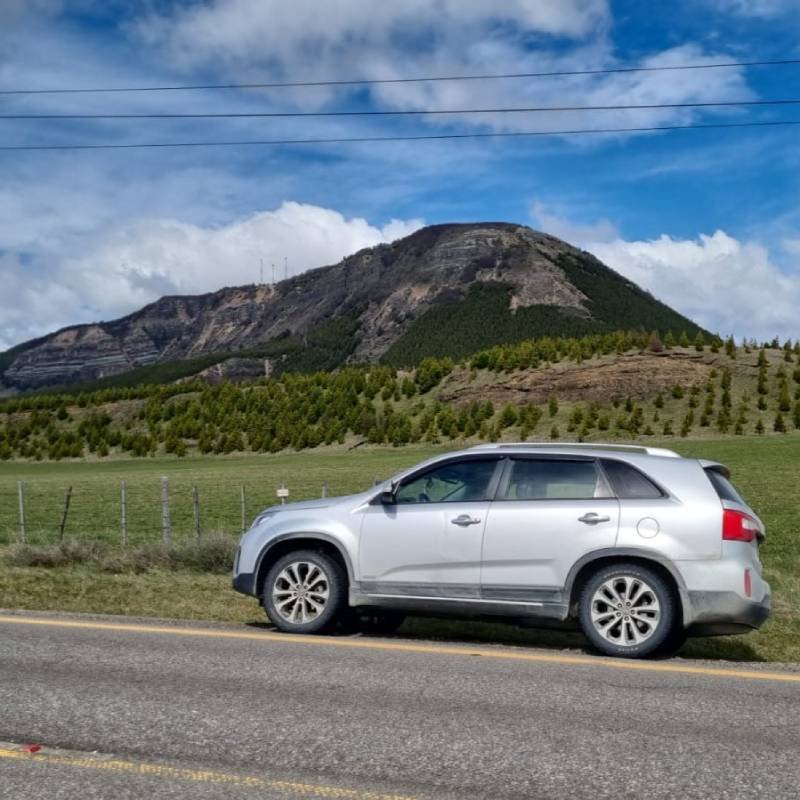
top-left (438, 351), bottom-right (721, 406)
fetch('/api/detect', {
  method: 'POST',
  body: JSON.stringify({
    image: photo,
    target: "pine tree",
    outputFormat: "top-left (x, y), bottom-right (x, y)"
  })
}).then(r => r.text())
top-left (755, 418), bottom-right (765, 435)
top-left (548, 395), bottom-right (559, 417)
top-left (774, 412), bottom-right (786, 433)
top-left (499, 404), bottom-right (518, 428)
top-left (779, 382), bottom-right (792, 412)
top-left (647, 331), bottom-right (664, 352)
top-left (679, 331), bottom-right (691, 348)
top-left (694, 332), bottom-right (705, 352)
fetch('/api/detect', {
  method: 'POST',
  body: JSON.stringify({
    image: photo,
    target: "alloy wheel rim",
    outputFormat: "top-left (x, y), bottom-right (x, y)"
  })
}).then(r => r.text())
top-left (272, 561), bottom-right (330, 625)
top-left (590, 575), bottom-right (661, 647)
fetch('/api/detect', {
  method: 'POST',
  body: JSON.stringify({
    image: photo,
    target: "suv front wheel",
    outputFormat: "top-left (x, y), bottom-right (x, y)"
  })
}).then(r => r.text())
top-left (578, 563), bottom-right (678, 659)
top-left (264, 550), bottom-right (346, 634)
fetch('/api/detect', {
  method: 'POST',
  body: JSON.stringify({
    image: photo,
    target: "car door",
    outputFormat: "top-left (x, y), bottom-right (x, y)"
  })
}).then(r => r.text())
top-left (359, 456), bottom-right (503, 599)
top-left (481, 456), bottom-right (620, 601)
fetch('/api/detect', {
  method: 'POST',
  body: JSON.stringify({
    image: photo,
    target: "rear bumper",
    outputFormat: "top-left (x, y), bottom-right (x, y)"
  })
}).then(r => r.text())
top-left (687, 589), bottom-right (771, 635)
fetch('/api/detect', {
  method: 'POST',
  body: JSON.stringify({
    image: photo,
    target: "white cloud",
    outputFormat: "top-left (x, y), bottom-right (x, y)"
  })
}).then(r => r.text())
top-left (531, 203), bottom-right (800, 340)
top-left (531, 200), bottom-right (619, 246)
top-left (134, 1), bottom-right (609, 66)
top-left (714, 0), bottom-right (800, 17)
top-left (0, 202), bottom-right (423, 350)
top-left (131, 3), bottom-right (752, 136)
top-left (589, 231), bottom-right (800, 341)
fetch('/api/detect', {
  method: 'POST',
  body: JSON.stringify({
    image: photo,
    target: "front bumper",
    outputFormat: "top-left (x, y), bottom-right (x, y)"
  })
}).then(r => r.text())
top-left (687, 589), bottom-right (771, 635)
top-left (232, 571), bottom-right (257, 596)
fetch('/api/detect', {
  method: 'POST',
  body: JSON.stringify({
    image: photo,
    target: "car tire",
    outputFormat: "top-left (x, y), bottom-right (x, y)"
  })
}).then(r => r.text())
top-left (348, 609), bottom-right (406, 636)
top-left (578, 562), bottom-right (677, 659)
top-left (652, 623), bottom-right (688, 659)
top-left (263, 550), bottom-right (347, 634)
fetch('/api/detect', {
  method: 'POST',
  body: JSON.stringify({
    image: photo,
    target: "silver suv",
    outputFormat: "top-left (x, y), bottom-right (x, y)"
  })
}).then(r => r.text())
top-left (233, 443), bottom-right (770, 658)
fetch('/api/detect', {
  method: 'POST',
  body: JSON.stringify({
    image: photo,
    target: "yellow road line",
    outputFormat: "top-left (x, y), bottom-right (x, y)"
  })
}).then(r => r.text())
top-left (0, 745), bottom-right (416, 800)
top-left (1, 614), bottom-right (799, 684)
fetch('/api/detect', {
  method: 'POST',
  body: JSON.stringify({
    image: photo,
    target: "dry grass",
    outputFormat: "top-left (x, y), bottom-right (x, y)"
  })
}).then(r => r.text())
top-left (2, 535), bottom-right (237, 574)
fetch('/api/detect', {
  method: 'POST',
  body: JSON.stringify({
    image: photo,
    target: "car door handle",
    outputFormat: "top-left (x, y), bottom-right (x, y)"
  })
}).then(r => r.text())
top-left (451, 514), bottom-right (482, 527)
top-left (578, 513), bottom-right (611, 525)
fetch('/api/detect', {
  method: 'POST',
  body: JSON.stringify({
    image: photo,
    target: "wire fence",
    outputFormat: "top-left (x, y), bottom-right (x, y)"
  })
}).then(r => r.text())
top-left (0, 475), bottom-right (379, 547)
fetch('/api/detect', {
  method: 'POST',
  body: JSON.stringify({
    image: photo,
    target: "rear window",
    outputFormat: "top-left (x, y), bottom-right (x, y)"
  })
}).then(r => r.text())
top-left (601, 459), bottom-right (664, 499)
top-left (705, 468), bottom-right (746, 505)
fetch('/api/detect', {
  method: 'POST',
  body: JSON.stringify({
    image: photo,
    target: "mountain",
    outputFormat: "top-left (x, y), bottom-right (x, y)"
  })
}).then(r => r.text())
top-left (0, 223), bottom-right (705, 394)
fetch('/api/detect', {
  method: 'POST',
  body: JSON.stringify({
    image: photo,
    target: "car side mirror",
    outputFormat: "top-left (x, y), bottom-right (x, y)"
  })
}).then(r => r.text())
top-left (379, 486), bottom-right (397, 505)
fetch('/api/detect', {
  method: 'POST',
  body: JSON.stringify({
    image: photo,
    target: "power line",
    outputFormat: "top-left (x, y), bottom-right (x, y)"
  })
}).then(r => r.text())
top-left (1, 58), bottom-right (799, 96)
top-left (2, 119), bottom-right (799, 152)
top-left (4, 98), bottom-right (800, 119)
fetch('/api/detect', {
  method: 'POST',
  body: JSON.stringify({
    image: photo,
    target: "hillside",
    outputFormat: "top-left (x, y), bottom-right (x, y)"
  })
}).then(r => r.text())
top-left (0, 223), bottom-right (704, 394)
top-left (1, 332), bottom-right (798, 464)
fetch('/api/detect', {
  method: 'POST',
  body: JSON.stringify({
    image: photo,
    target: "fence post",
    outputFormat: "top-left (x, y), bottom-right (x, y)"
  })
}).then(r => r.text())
top-left (161, 477), bottom-right (172, 546)
top-left (321, 481), bottom-right (328, 499)
top-left (240, 485), bottom-right (247, 534)
top-left (373, 474), bottom-right (380, 486)
top-left (120, 480), bottom-right (128, 546)
top-left (17, 480), bottom-right (26, 544)
top-left (58, 486), bottom-right (73, 541)
top-left (192, 485), bottom-right (201, 540)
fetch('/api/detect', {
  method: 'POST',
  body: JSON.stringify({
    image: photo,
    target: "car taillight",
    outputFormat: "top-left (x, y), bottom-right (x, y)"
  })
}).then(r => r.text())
top-left (722, 508), bottom-right (759, 542)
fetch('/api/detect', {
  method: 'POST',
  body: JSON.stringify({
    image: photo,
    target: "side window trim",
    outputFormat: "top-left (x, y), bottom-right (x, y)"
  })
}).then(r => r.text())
top-left (494, 456), bottom-right (612, 502)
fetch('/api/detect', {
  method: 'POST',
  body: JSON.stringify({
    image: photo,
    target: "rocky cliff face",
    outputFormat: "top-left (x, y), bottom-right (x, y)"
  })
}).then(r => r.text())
top-left (0, 223), bottom-right (697, 393)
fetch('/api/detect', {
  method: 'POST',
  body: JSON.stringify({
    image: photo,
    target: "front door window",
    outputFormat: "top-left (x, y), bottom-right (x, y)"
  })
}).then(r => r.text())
top-left (396, 458), bottom-right (499, 504)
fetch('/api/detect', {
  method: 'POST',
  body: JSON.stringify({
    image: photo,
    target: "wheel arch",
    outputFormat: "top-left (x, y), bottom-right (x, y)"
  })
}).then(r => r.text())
top-left (565, 548), bottom-right (690, 627)
top-left (254, 532), bottom-right (354, 599)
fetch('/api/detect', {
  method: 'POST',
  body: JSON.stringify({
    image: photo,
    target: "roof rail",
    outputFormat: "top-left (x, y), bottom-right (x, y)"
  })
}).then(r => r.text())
top-left (469, 442), bottom-right (680, 458)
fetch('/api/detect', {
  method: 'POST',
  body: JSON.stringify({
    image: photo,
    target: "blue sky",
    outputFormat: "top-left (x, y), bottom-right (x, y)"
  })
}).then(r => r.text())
top-left (1, 0), bottom-right (799, 349)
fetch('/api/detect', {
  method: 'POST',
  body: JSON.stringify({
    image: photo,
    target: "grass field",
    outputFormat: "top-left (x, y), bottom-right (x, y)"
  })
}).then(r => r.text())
top-left (0, 446), bottom-right (444, 545)
top-left (1, 436), bottom-right (798, 662)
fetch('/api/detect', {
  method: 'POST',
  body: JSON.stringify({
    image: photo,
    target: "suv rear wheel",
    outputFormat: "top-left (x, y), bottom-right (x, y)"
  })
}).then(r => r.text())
top-left (264, 550), bottom-right (346, 634)
top-left (578, 563), bottom-right (677, 658)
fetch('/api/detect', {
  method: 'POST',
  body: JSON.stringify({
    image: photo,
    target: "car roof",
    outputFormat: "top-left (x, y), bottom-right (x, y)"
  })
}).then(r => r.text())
top-left (467, 442), bottom-right (681, 459)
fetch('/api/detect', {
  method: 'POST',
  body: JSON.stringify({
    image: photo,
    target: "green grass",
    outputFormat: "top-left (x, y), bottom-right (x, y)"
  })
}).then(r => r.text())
top-left (0, 446), bottom-right (445, 545)
top-left (0, 437), bottom-right (798, 662)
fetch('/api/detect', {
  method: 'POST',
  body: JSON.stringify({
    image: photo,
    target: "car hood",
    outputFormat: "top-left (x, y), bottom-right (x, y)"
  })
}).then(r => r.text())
top-left (265, 491), bottom-right (369, 514)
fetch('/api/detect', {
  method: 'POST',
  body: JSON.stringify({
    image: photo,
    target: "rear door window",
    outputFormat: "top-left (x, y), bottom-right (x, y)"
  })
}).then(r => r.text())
top-left (601, 459), bottom-right (664, 499)
top-left (502, 459), bottom-right (609, 500)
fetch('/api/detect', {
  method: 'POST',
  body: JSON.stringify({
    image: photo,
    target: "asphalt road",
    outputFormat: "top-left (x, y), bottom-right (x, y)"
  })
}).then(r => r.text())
top-left (1, 613), bottom-right (799, 800)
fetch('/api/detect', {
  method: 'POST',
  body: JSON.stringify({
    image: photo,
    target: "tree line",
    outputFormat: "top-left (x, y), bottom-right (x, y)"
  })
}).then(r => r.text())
top-left (2, 331), bottom-right (800, 461)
